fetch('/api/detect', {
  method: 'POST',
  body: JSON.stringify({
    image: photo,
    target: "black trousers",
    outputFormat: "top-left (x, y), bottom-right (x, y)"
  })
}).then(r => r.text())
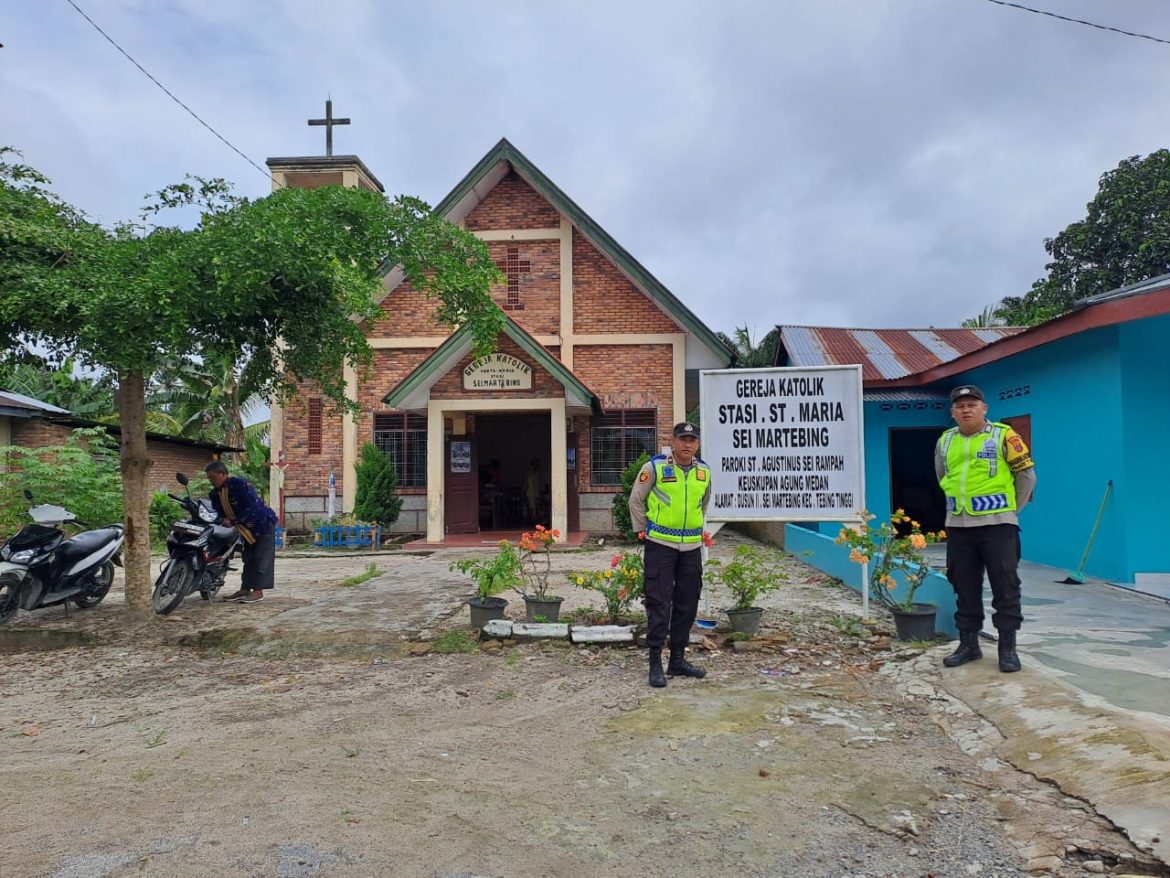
top-left (241, 527), bottom-right (276, 591)
top-left (945, 523), bottom-right (1022, 633)
top-left (643, 540), bottom-right (703, 650)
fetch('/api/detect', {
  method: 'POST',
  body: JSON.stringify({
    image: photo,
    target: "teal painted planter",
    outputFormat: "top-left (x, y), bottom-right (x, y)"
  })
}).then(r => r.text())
top-left (313, 524), bottom-right (382, 548)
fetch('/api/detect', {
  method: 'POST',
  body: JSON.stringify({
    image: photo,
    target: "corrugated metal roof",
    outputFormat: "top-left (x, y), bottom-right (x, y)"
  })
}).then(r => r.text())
top-left (779, 326), bottom-right (1024, 381)
top-left (1076, 271), bottom-right (1170, 307)
top-left (0, 390), bottom-right (71, 414)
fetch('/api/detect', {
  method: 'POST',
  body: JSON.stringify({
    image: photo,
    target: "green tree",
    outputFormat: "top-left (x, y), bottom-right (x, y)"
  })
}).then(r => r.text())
top-left (718, 324), bottom-right (779, 368)
top-left (996, 149), bottom-right (1170, 325)
top-left (353, 441), bottom-right (402, 526)
top-left (0, 151), bottom-right (504, 616)
top-left (0, 358), bottom-right (116, 417)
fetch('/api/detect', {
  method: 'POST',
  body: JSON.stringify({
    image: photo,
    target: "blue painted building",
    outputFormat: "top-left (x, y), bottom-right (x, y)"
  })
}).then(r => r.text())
top-left (775, 273), bottom-right (1170, 595)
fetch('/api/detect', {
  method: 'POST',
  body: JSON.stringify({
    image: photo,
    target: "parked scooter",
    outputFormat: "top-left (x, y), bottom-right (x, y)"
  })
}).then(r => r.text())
top-left (152, 473), bottom-right (242, 615)
top-left (0, 490), bottom-right (124, 625)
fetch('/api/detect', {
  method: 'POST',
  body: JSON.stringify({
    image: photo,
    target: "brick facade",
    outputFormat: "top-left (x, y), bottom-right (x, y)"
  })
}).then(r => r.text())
top-left (278, 155), bottom-right (699, 536)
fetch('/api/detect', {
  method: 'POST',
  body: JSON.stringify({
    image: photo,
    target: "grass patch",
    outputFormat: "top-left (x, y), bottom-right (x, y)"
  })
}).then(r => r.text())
top-left (339, 562), bottom-right (381, 587)
top-left (432, 630), bottom-right (478, 654)
top-left (495, 688), bottom-right (516, 700)
top-left (131, 769), bottom-right (154, 781)
top-left (505, 649), bottom-right (522, 668)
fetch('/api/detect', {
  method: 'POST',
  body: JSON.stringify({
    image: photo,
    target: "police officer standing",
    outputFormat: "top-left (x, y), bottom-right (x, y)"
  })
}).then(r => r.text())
top-left (629, 422), bottom-right (712, 688)
top-left (935, 386), bottom-right (1036, 672)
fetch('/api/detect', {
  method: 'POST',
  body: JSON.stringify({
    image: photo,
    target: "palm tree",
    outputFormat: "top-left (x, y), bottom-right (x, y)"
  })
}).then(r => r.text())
top-left (148, 352), bottom-right (266, 463)
top-left (960, 304), bottom-right (1006, 329)
top-left (719, 324), bottom-right (780, 368)
top-left (0, 358), bottom-right (116, 417)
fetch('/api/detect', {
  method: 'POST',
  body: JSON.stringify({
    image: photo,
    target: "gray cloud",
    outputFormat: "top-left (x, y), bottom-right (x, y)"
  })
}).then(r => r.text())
top-left (5, 0), bottom-right (1169, 337)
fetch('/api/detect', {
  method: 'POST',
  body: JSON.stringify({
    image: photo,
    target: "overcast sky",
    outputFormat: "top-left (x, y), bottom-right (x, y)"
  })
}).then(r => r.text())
top-left (6, 0), bottom-right (1170, 339)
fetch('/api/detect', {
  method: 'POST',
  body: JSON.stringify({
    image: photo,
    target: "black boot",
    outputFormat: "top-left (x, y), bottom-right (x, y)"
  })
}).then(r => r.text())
top-left (648, 648), bottom-right (667, 688)
top-left (667, 645), bottom-right (707, 679)
top-left (998, 629), bottom-right (1021, 673)
top-left (943, 630), bottom-right (983, 667)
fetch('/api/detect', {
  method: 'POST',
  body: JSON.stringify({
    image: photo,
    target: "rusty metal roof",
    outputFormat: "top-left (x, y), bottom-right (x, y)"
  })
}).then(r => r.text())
top-left (778, 326), bottom-right (1025, 382)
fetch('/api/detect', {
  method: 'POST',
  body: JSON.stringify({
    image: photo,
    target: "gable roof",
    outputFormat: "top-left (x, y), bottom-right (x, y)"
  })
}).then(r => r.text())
top-left (776, 326), bottom-right (1025, 382)
top-left (383, 315), bottom-right (602, 414)
top-left (383, 138), bottom-right (734, 368)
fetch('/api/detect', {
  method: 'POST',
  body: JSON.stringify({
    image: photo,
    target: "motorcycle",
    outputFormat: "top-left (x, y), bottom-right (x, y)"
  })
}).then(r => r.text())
top-left (152, 472), bottom-right (242, 615)
top-left (0, 490), bottom-right (124, 625)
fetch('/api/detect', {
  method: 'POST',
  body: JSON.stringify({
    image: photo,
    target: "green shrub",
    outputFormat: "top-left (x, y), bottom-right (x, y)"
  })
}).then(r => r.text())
top-left (0, 428), bottom-right (123, 534)
top-left (353, 442), bottom-right (402, 526)
top-left (612, 451), bottom-right (651, 540)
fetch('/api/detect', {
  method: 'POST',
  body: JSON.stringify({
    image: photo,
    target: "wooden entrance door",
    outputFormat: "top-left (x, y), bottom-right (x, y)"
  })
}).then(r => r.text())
top-left (444, 436), bottom-right (478, 534)
top-left (566, 432), bottom-right (580, 533)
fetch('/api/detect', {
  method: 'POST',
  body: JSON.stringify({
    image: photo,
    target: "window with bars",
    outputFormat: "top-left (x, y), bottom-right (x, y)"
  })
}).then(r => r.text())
top-left (373, 412), bottom-right (427, 488)
top-left (307, 397), bottom-right (323, 455)
top-left (590, 410), bottom-right (657, 486)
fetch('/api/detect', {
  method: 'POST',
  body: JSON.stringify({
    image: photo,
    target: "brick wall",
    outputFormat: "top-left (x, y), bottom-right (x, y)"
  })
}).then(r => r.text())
top-left (485, 240), bottom-right (560, 333)
top-left (354, 348), bottom-right (434, 497)
top-left (368, 280), bottom-right (446, 337)
top-left (572, 344), bottom-right (675, 493)
top-left (281, 388), bottom-right (345, 497)
top-left (572, 230), bottom-right (680, 334)
top-left (465, 170), bottom-right (560, 230)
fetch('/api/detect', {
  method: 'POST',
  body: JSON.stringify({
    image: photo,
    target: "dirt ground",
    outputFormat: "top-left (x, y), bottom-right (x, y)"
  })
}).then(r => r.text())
top-left (0, 538), bottom-right (1159, 878)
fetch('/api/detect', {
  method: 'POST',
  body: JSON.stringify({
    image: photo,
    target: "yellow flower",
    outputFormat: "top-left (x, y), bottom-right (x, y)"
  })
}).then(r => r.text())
top-left (604, 570), bottom-right (613, 578)
top-left (576, 577), bottom-right (584, 585)
top-left (909, 534), bottom-right (927, 550)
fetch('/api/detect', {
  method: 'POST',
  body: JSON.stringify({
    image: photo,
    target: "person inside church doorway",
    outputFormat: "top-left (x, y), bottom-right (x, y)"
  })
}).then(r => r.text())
top-left (525, 458), bottom-right (542, 526)
top-left (205, 461), bottom-right (278, 603)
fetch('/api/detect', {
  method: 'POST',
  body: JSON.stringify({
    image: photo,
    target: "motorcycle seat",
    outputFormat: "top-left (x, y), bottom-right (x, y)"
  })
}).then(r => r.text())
top-left (212, 525), bottom-right (238, 542)
top-left (57, 527), bottom-right (123, 563)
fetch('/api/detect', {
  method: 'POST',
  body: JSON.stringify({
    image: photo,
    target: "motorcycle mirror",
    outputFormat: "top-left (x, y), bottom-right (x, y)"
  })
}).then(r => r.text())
top-left (176, 473), bottom-right (189, 486)
top-left (23, 489), bottom-right (33, 501)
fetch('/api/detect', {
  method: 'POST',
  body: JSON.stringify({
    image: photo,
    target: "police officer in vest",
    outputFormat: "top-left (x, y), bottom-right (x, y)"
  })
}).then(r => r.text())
top-left (629, 421), bottom-right (712, 688)
top-left (935, 386), bottom-right (1036, 672)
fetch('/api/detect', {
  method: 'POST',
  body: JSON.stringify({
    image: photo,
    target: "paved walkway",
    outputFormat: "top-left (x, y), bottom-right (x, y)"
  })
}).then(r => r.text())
top-left (920, 546), bottom-right (1170, 863)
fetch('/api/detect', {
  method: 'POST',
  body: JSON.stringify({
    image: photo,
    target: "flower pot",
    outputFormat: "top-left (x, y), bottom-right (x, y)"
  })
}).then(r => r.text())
top-left (469, 596), bottom-right (508, 629)
top-left (524, 595), bottom-right (563, 623)
top-left (890, 603), bottom-right (937, 641)
top-left (726, 606), bottom-right (764, 636)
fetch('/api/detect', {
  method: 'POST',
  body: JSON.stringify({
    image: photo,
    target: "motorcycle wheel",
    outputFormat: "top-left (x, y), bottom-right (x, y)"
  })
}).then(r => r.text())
top-left (72, 561), bottom-right (114, 609)
top-left (0, 572), bottom-right (21, 625)
top-left (152, 561), bottom-right (194, 615)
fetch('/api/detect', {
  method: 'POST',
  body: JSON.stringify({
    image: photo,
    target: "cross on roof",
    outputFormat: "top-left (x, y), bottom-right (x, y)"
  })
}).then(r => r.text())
top-left (499, 247), bottom-right (530, 310)
top-left (308, 99), bottom-right (350, 157)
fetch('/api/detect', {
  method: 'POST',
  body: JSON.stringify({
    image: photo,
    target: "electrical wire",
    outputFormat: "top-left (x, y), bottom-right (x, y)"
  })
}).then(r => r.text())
top-left (982, 0), bottom-right (1170, 47)
top-left (63, 0), bottom-right (273, 181)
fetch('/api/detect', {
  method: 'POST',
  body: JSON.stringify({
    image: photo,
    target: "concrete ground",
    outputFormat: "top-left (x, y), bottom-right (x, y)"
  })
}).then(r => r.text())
top-left (918, 546), bottom-right (1170, 865)
top-left (1, 541), bottom-right (1168, 876)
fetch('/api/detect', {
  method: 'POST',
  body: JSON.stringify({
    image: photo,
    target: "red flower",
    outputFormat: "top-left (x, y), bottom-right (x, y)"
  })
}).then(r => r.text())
top-left (611, 553), bottom-right (621, 568)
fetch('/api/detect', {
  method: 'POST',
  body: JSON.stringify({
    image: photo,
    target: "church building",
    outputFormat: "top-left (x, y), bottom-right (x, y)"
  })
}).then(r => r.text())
top-left (268, 137), bottom-right (732, 542)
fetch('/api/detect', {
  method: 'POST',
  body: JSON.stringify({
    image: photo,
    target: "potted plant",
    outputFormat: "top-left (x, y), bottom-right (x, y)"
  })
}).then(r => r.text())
top-left (450, 540), bottom-right (522, 628)
top-left (837, 510), bottom-right (946, 641)
top-left (514, 525), bottom-right (565, 622)
top-left (568, 550), bottom-right (644, 623)
top-left (705, 544), bottom-right (787, 635)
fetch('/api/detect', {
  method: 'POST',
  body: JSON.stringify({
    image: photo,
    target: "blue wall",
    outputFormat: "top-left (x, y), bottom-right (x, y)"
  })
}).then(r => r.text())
top-left (955, 325), bottom-right (1127, 580)
top-left (1118, 315), bottom-right (1170, 580)
top-left (785, 524), bottom-right (958, 637)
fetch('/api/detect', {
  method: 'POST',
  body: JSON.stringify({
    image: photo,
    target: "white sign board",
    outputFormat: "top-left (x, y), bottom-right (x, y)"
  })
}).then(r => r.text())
top-left (699, 366), bottom-right (865, 523)
top-left (464, 354), bottom-right (532, 390)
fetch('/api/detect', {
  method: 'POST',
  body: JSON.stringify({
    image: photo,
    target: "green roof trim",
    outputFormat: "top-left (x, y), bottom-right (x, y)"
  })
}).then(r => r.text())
top-left (400, 138), bottom-right (734, 366)
top-left (383, 315), bottom-right (602, 413)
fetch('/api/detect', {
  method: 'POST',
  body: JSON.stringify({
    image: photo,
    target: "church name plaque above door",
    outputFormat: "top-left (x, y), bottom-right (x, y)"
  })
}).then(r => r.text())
top-left (463, 354), bottom-right (533, 390)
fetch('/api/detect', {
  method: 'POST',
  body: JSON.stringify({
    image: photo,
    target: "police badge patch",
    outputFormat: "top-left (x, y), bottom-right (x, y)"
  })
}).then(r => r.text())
top-left (696, 469), bottom-right (707, 482)
top-left (660, 465), bottom-right (677, 483)
top-left (638, 471), bottom-right (650, 483)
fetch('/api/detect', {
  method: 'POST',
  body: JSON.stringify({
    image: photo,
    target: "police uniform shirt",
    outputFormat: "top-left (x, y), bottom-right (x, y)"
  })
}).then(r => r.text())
top-left (933, 423), bottom-right (1036, 529)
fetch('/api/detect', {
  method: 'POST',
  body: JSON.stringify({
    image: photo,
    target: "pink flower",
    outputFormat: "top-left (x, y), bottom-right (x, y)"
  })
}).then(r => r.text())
top-left (611, 553), bottom-right (621, 568)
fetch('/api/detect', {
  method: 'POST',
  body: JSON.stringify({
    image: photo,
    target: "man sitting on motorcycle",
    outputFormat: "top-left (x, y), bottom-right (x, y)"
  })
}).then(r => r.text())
top-left (204, 461), bottom-right (278, 603)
